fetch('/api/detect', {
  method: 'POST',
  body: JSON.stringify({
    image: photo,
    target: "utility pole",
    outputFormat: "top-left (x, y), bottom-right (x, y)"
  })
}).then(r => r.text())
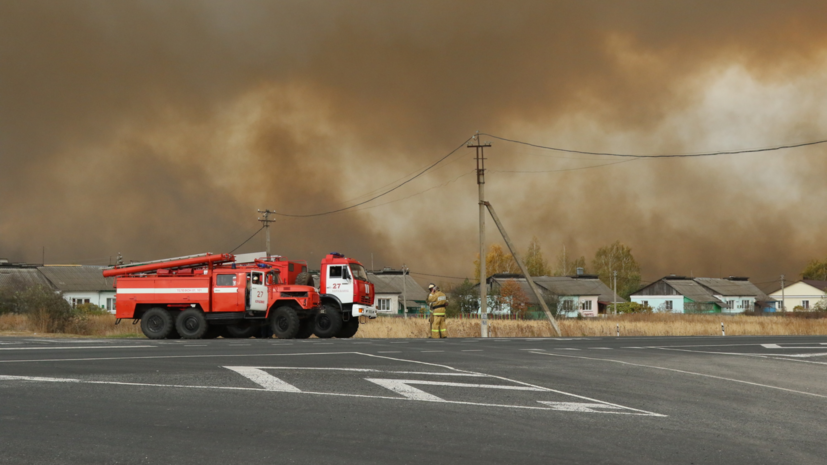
top-left (257, 209), bottom-right (276, 257)
top-left (613, 270), bottom-right (618, 315)
top-left (781, 274), bottom-right (786, 312)
top-left (402, 263), bottom-right (408, 319)
top-left (469, 132), bottom-right (491, 337)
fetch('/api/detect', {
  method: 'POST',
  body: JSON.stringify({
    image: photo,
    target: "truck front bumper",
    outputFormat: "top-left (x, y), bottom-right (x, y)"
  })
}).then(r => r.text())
top-left (351, 304), bottom-right (377, 319)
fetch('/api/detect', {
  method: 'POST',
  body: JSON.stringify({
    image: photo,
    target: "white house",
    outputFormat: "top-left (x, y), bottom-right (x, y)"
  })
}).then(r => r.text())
top-left (768, 280), bottom-right (827, 312)
top-left (38, 265), bottom-right (117, 312)
top-left (481, 273), bottom-right (625, 317)
top-left (368, 269), bottom-right (429, 315)
top-left (631, 276), bottom-right (774, 314)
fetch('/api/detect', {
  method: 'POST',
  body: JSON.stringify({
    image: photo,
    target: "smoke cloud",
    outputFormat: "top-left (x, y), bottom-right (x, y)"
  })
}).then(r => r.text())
top-left (3, 1), bottom-right (827, 288)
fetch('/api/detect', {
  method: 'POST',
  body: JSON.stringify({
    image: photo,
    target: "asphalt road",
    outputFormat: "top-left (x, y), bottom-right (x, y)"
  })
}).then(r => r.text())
top-left (1, 334), bottom-right (826, 464)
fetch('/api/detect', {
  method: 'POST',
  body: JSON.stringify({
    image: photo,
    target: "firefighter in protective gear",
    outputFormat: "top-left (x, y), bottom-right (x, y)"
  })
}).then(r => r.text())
top-left (426, 283), bottom-right (448, 338)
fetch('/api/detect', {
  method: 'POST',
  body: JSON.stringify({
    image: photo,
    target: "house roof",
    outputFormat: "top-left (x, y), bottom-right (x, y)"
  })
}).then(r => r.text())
top-left (694, 277), bottom-right (771, 301)
top-left (37, 266), bottom-right (115, 292)
top-left (0, 267), bottom-right (54, 289)
top-left (802, 280), bottom-right (827, 291)
top-left (368, 273), bottom-right (429, 301)
top-left (664, 279), bottom-right (722, 304)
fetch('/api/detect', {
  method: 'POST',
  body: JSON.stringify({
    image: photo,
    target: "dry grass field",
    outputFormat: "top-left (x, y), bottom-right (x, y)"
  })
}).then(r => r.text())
top-left (2, 313), bottom-right (827, 339)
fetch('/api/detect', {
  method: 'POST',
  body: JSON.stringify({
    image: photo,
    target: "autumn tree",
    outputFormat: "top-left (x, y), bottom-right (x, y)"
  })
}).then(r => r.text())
top-left (591, 241), bottom-right (641, 299)
top-left (445, 279), bottom-right (478, 317)
top-left (474, 244), bottom-right (518, 280)
top-left (801, 259), bottom-right (827, 281)
top-left (524, 236), bottom-right (551, 277)
top-left (498, 279), bottom-right (530, 317)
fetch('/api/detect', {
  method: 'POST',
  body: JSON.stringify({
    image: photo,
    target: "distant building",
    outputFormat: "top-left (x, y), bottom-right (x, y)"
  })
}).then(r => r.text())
top-left (38, 266), bottom-right (116, 312)
top-left (0, 260), bottom-right (52, 288)
top-left (368, 268), bottom-right (429, 315)
top-left (768, 280), bottom-right (827, 312)
top-left (630, 276), bottom-right (774, 313)
top-left (479, 273), bottom-right (625, 317)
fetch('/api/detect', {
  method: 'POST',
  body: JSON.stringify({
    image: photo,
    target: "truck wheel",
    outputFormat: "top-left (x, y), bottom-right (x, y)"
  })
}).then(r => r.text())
top-left (270, 306), bottom-right (300, 339)
top-left (225, 322), bottom-right (260, 338)
top-left (295, 318), bottom-right (314, 339)
top-left (336, 318), bottom-right (359, 338)
top-left (295, 272), bottom-right (314, 287)
top-left (176, 309), bottom-right (208, 339)
top-left (140, 307), bottom-right (175, 339)
top-left (313, 305), bottom-right (343, 339)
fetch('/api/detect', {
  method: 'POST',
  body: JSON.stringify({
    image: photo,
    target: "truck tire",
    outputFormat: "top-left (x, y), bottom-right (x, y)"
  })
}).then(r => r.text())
top-left (295, 318), bottom-right (314, 339)
top-left (270, 306), bottom-right (300, 339)
top-left (225, 322), bottom-right (260, 338)
top-left (176, 309), bottom-right (208, 339)
top-left (202, 325), bottom-right (221, 339)
top-left (336, 318), bottom-right (359, 338)
top-left (140, 307), bottom-right (175, 339)
top-left (295, 272), bottom-right (314, 287)
top-left (313, 304), bottom-right (343, 339)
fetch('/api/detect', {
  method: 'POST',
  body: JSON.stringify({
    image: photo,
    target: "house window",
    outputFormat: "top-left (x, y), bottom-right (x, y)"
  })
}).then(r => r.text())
top-left (665, 300), bottom-right (673, 310)
top-left (802, 300), bottom-right (810, 310)
top-left (562, 300), bottom-right (574, 311)
top-left (727, 300), bottom-right (734, 310)
top-left (106, 298), bottom-right (116, 311)
top-left (642, 301), bottom-right (648, 307)
top-left (377, 298), bottom-right (391, 311)
top-left (741, 300), bottom-right (750, 310)
top-left (71, 298), bottom-right (90, 308)
top-left (581, 300), bottom-right (592, 311)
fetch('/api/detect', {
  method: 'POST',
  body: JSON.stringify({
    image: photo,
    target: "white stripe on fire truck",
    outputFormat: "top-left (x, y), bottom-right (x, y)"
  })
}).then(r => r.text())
top-left (116, 288), bottom-right (209, 294)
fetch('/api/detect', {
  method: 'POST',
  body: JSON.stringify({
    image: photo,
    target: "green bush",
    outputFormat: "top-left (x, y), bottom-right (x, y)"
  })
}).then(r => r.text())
top-left (614, 302), bottom-right (653, 314)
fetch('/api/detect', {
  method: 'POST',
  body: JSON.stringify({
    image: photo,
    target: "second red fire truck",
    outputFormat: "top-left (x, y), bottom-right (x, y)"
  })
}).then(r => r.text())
top-left (104, 252), bottom-right (376, 340)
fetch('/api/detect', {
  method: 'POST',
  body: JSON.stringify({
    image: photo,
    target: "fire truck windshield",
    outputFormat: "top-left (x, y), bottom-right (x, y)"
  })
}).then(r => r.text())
top-left (350, 264), bottom-right (369, 282)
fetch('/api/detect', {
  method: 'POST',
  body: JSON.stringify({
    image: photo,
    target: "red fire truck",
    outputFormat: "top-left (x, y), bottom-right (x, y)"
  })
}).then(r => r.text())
top-left (264, 252), bottom-right (377, 338)
top-left (104, 253), bottom-right (323, 340)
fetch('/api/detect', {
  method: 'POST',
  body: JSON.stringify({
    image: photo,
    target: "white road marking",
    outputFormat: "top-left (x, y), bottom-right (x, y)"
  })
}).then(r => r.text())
top-left (531, 351), bottom-right (827, 399)
top-left (769, 352), bottom-right (827, 358)
top-left (556, 348), bottom-right (580, 351)
top-left (538, 402), bottom-right (623, 413)
top-left (0, 346), bottom-right (154, 351)
top-left (224, 367), bottom-right (302, 392)
top-left (365, 379), bottom-right (444, 401)
top-left (761, 343), bottom-right (827, 350)
top-left (589, 347), bottom-right (612, 350)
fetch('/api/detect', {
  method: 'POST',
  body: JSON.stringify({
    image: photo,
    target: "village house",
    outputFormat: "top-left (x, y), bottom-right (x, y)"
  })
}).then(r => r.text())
top-left (368, 268), bottom-right (429, 315)
top-left (630, 276), bottom-right (774, 313)
top-left (38, 265), bottom-right (117, 312)
top-left (480, 273), bottom-right (625, 317)
top-left (768, 280), bottom-right (827, 311)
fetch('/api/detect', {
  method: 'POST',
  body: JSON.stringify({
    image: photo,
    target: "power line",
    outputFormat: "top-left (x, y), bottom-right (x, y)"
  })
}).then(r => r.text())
top-left (491, 159), bottom-right (638, 173)
top-left (230, 226), bottom-right (264, 253)
top-left (482, 133), bottom-right (827, 158)
top-left (275, 137), bottom-right (471, 218)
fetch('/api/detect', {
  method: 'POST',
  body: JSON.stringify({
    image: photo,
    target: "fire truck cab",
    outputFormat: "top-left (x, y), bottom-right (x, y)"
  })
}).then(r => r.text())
top-left (257, 252), bottom-right (376, 339)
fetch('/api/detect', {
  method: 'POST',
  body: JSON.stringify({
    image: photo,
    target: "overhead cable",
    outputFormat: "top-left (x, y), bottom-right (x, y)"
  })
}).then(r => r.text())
top-left (275, 137), bottom-right (471, 218)
top-left (230, 226), bottom-right (264, 253)
top-left (482, 133), bottom-right (827, 158)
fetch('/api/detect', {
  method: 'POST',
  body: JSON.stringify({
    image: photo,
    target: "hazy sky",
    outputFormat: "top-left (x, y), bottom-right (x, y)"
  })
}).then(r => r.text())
top-left (2, 1), bottom-right (827, 288)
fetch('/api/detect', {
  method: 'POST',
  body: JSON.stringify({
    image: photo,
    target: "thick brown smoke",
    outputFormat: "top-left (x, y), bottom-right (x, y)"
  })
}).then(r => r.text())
top-left (2, 1), bottom-right (827, 288)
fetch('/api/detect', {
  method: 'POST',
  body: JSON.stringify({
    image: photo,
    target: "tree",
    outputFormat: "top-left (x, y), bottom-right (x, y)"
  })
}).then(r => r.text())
top-left (524, 236), bottom-right (551, 277)
top-left (591, 241), bottom-right (641, 300)
top-left (445, 279), bottom-right (478, 317)
top-left (801, 259), bottom-right (827, 280)
top-left (498, 279), bottom-right (530, 317)
top-left (474, 244), bottom-right (518, 280)
top-left (552, 246), bottom-right (587, 276)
